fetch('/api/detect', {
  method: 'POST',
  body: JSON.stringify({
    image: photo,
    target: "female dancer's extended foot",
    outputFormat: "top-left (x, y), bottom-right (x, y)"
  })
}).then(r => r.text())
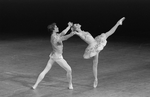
top-left (119, 17), bottom-right (125, 25)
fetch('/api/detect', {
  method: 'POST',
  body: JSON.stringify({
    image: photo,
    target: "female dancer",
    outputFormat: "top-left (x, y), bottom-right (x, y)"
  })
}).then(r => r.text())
top-left (72, 17), bottom-right (125, 88)
top-left (32, 22), bottom-right (75, 90)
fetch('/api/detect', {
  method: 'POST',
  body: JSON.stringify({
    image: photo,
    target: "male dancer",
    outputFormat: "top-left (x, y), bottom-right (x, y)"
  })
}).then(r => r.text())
top-left (72, 17), bottom-right (125, 88)
top-left (32, 22), bottom-right (75, 90)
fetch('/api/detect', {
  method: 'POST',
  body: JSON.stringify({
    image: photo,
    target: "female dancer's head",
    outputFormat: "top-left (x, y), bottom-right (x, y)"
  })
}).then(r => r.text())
top-left (71, 24), bottom-right (82, 32)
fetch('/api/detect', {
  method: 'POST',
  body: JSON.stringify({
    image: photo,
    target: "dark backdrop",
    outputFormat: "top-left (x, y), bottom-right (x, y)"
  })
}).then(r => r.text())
top-left (0, 0), bottom-right (150, 41)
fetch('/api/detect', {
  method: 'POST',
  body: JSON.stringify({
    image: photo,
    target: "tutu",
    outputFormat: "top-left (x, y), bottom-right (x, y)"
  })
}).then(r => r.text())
top-left (84, 33), bottom-right (107, 59)
top-left (95, 33), bottom-right (107, 51)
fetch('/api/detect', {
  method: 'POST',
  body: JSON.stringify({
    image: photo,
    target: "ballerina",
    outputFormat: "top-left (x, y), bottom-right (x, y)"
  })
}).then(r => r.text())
top-left (72, 17), bottom-right (125, 88)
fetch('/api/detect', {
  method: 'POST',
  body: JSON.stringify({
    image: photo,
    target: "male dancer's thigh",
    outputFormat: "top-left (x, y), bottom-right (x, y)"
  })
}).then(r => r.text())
top-left (42, 58), bottom-right (55, 73)
top-left (55, 58), bottom-right (71, 72)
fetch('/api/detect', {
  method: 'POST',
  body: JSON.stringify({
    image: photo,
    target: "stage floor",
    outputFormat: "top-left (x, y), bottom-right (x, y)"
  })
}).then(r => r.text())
top-left (0, 38), bottom-right (150, 97)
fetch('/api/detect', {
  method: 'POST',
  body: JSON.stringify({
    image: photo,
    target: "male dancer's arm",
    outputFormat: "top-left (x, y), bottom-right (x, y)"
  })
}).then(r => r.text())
top-left (60, 22), bottom-right (73, 36)
top-left (61, 32), bottom-right (75, 41)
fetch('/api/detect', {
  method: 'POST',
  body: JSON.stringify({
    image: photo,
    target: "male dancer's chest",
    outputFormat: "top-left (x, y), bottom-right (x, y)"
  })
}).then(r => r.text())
top-left (52, 34), bottom-right (63, 46)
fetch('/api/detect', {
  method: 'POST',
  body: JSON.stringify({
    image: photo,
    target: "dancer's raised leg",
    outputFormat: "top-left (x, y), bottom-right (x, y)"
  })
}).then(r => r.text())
top-left (56, 59), bottom-right (73, 89)
top-left (93, 53), bottom-right (99, 88)
top-left (32, 59), bottom-right (54, 89)
top-left (105, 17), bottom-right (125, 38)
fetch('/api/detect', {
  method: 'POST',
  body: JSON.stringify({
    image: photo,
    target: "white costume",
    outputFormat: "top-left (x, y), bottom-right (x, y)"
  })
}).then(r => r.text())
top-left (84, 33), bottom-right (107, 58)
top-left (49, 52), bottom-right (63, 60)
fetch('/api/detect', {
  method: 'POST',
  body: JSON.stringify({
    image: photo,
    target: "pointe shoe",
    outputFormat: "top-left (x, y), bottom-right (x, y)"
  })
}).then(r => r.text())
top-left (93, 80), bottom-right (98, 88)
top-left (68, 84), bottom-right (73, 90)
top-left (119, 17), bottom-right (125, 25)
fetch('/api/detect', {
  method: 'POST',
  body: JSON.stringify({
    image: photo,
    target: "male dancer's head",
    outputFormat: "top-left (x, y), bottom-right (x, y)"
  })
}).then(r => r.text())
top-left (47, 23), bottom-right (59, 33)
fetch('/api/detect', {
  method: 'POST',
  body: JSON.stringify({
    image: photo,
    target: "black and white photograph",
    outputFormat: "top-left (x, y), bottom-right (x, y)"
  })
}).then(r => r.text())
top-left (0, 0), bottom-right (150, 97)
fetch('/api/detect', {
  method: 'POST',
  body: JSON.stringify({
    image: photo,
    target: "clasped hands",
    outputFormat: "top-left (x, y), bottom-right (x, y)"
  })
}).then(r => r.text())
top-left (68, 22), bottom-right (81, 35)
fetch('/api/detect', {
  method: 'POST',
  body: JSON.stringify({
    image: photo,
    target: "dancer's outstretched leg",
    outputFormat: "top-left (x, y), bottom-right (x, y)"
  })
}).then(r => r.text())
top-left (32, 59), bottom-right (54, 89)
top-left (119, 17), bottom-right (125, 25)
top-left (56, 59), bottom-right (73, 89)
top-left (105, 17), bottom-right (125, 38)
top-left (93, 53), bottom-right (99, 88)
